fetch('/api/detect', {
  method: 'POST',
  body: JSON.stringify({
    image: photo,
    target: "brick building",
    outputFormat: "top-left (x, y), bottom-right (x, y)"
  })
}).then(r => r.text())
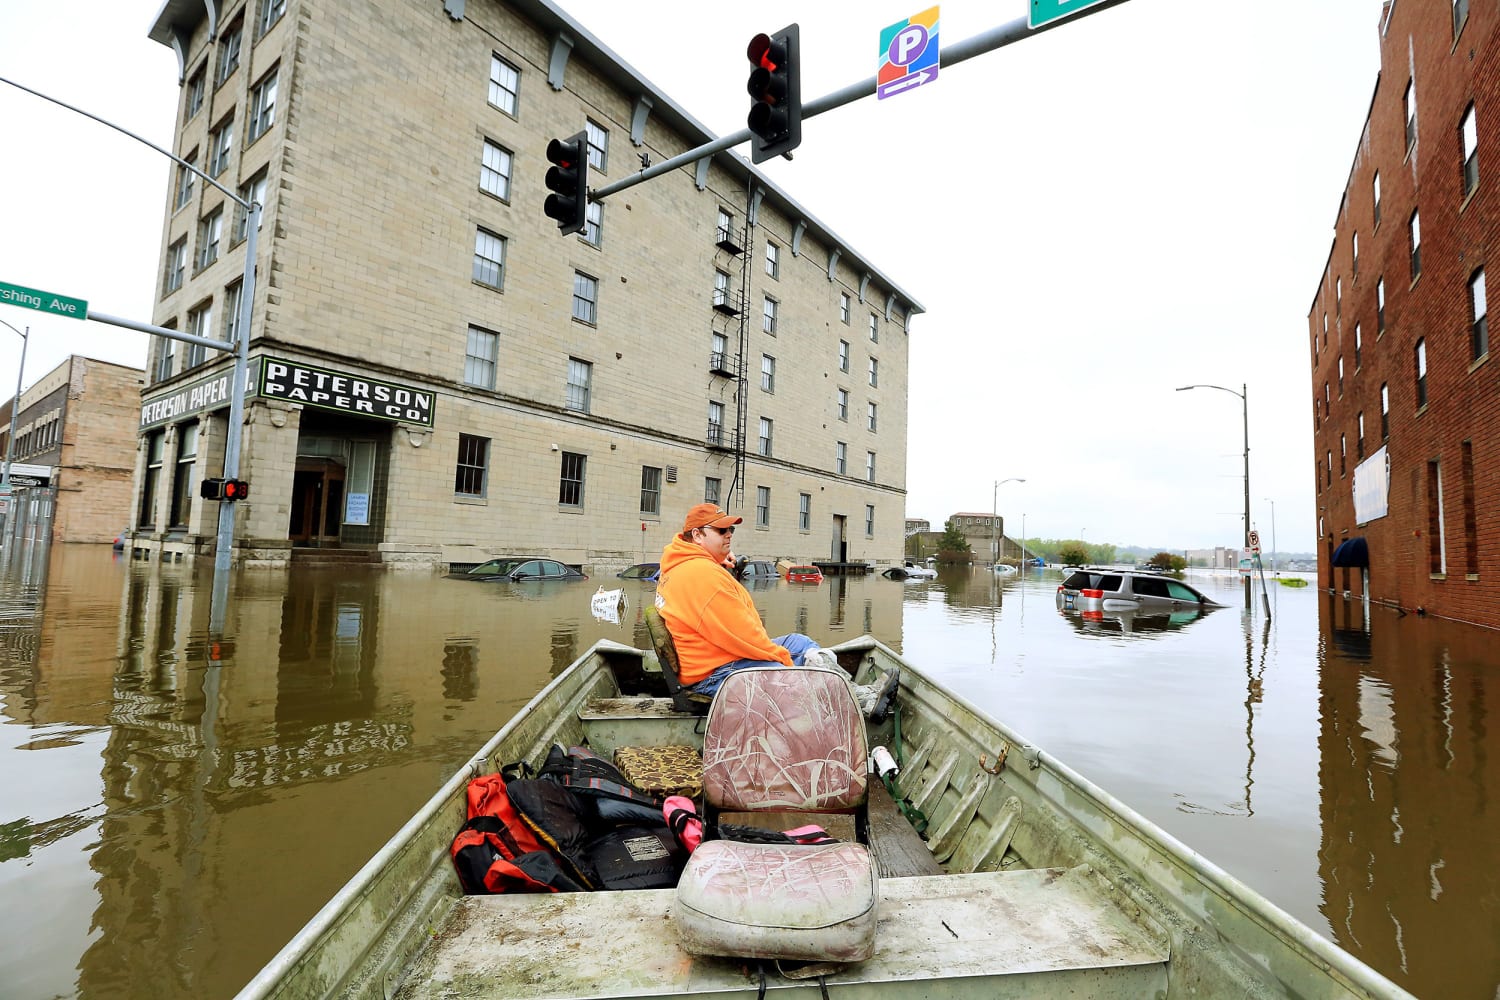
top-left (0, 356), bottom-right (145, 545)
top-left (134, 0), bottom-right (920, 571)
top-left (1309, 0), bottom-right (1500, 627)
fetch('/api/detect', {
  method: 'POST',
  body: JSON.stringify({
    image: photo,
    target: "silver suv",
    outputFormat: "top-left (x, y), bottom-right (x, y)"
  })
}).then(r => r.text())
top-left (1055, 568), bottom-right (1223, 613)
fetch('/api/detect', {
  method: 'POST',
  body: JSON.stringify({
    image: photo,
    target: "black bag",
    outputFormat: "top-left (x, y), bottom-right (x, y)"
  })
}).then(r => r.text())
top-left (582, 825), bottom-right (688, 890)
top-left (538, 744), bottom-right (666, 829)
top-left (505, 777), bottom-right (599, 889)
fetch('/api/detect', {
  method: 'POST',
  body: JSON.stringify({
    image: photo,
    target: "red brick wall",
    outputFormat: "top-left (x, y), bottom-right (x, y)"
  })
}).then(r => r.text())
top-left (1310, 0), bottom-right (1500, 628)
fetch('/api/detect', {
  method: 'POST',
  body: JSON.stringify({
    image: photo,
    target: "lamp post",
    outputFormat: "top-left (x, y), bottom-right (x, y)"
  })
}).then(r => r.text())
top-left (992, 477), bottom-right (1025, 566)
top-left (1177, 382), bottom-right (1251, 610)
top-left (1263, 497), bottom-right (1277, 575)
top-left (0, 317), bottom-right (29, 497)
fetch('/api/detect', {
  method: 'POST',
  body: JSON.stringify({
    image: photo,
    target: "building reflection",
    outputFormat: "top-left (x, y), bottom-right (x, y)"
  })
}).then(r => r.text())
top-left (1316, 595), bottom-right (1500, 996)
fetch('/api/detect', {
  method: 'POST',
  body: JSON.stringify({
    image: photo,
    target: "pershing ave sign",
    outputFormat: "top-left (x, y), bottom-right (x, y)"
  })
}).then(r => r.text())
top-left (140, 357), bottom-right (436, 429)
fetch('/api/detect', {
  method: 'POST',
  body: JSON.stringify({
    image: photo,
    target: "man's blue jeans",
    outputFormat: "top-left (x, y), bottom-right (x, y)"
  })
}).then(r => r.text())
top-left (689, 633), bottom-right (820, 697)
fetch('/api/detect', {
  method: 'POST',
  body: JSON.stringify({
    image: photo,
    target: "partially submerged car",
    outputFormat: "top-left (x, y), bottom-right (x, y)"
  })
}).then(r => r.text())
top-left (447, 557), bottom-right (588, 583)
top-left (1055, 568), bottom-right (1222, 613)
top-left (881, 561), bottom-right (937, 581)
top-left (784, 565), bottom-right (824, 584)
top-left (616, 562), bottom-right (660, 581)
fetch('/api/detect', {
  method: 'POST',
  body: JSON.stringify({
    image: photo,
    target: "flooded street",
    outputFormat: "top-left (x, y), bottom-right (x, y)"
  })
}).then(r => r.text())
top-left (2, 544), bottom-right (1496, 999)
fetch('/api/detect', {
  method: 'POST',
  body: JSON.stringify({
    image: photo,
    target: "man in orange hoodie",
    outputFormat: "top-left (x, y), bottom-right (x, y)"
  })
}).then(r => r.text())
top-left (656, 503), bottom-right (896, 714)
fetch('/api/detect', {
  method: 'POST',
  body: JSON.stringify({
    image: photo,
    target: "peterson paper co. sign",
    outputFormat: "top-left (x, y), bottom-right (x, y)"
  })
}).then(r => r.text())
top-left (140, 370), bottom-right (235, 429)
top-left (258, 357), bottom-right (435, 426)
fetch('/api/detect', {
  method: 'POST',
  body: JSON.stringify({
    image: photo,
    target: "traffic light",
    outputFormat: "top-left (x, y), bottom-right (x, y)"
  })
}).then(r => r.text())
top-left (746, 24), bottom-right (802, 164)
top-left (543, 131), bottom-right (588, 235)
top-left (200, 478), bottom-right (250, 501)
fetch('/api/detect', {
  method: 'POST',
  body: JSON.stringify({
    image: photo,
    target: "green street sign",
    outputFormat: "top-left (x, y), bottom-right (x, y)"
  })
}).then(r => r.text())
top-left (1029, 0), bottom-right (1110, 29)
top-left (0, 279), bottom-right (87, 320)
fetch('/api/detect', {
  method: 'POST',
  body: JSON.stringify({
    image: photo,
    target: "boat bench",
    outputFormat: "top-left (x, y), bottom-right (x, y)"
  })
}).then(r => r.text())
top-left (578, 696), bottom-right (704, 757)
top-left (394, 866), bottom-right (1169, 999)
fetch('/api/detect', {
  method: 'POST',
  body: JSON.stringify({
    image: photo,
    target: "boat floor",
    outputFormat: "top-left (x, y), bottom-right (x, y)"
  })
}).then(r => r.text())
top-left (393, 866), bottom-right (1168, 999)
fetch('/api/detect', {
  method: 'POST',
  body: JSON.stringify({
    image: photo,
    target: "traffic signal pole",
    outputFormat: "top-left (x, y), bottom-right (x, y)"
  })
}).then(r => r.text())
top-left (591, 0), bottom-right (1132, 203)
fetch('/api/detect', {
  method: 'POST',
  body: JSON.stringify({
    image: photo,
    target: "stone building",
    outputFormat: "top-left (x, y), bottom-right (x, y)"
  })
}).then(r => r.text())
top-left (1308, 0), bottom-right (1499, 626)
top-left (0, 356), bottom-right (144, 546)
top-left (136, 0), bottom-right (920, 571)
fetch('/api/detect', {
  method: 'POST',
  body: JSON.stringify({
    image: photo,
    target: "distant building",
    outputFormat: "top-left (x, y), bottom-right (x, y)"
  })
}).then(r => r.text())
top-left (904, 518), bottom-right (930, 535)
top-left (942, 512), bottom-right (1025, 562)
top-left (1308, 0), bottom-right (1499, 627)
top-left (0, 356), bottom-right (144, 545)
top-left (1185, 547), bottom-right (1239, 569)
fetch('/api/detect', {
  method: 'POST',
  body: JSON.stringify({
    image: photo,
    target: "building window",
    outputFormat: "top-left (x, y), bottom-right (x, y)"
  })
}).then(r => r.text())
top-left (216, 18), bottom-right (243, 86)
top-left (1461, 103), bottom-right (1479, 196)
top-left (140, 431), bottom-right (165, 527)
top-left (1336, 277), bottom-right (1341, 313)
top-left (572, 271), bottom-right (598, 324)
top-left (1427, 459), bottom-right (1446, 575)
top-left (836, 387), bottom-right (848, 421)
top-left (1357, 412), bottom-right (1365, 459)
top-left (257, 0), bottom-right (286, 38)
top-left (836, 441), bottom-right (847, 475)
top-left (1409, 210), bottom-right (1421, 280)
top-left (186, 301), bottom-right (213, 367)
top-left (1323, 382), bottom-right (1330, 418)
top-left (196, 209), bottom-right (223, 270)
top-left (480, 139), bottom-right (512, 200)
top-left (640, 466), bottom-right (662, 516)
top-left (868, 357), bottom-right (879, 387)
top-left (473, 228), bottom-right (505, 288)
top-left (839, 292), bottom-right (850, 324)
top-left (1380, 382), bottom-right (1389, 439)
top-left (869, 313), bottom-right (879, 343)
top-left (559, 452), bottom-right (586, 507)
top-left (174, 151), bottom-right (197, 211)
top-left (1377, 277), bottom-right (1386, 333)
top-left (867, 401), bottom-right (878, 432)
top-left (464, 325), bottom-right (498, 390)
top-left (1354, 323), bottom-right (1362, 368)
top-left (155, 335), bottom-right (175, 383)
top-left (1404, 79), bottom-right (1417, 152)
top-left (585, 119), bottom-right (609, 171)
top-left (222, 279), bottom-right (243, 342)
top-left (865, 504), bottom-right (875, 537)
top-left (208, 116), bottom-right (234, 178)
top-left (1470, 268), bottom-right (1489, 359)
top-left (708, 401), bottom-right (725, 445)
top-left (1337, 357), bottom-right (1344, 396)
top-left (762, 296), bottom-right (777, 334)
top-left (711, 331), bottom-right (729, 370)
top-left (1372, 172), bottom-right (1381, 227)
top-left (455, 434), bottom-right (489, 497)
top-left (489, 55), bottom-right (520, 115)
top-left (1455, 0), bottom-right (1471, 35)
top-left (1415, 338), bottom-right (1427, 408)
top-left (248, 67), bottom-right (279, 142)
top-left (765, 241), bottom-right (779, 278)
top-left (565, 357), bottom-right (592, 412)
top-left (758, 417), bottom-right (773, 457)
top-left (1340, 434), bottom-right (1346, 477)
top-left (583, 200), bottom-right (603, 246)
top-left (164, 238), bottom-right (187, 295)
top-left (838, 339), bottom-right (849, 372)
top-left (705, 476), bottom-right (722, 506)
top-left (1352, 231), bottom-right (1359, 274)
top-left (713, 269), bottom-right (732, 310)
top-left (760, 354), bottom-right (775, 393)
top-left (716, 208), bottom-right (734, 245)
top-left (185, 64), bottom-right (206, 122)
top-left (233, 171), bottom-right (267, 245)
top-left (1461, 440), bottom-right (1478, 575)
top-left (865, 451), bottom-right (876, 483)
top-left (755, 486), bottom-right (770, 528)
top-left (799, 492), bottom-right (811, 531)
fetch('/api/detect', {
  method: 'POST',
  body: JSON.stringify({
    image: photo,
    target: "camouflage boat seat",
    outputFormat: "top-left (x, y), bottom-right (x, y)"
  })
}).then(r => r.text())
top-left (673, 667), bottom-right (878, 964)
top-left (643, 606), bottom-right (712, 716)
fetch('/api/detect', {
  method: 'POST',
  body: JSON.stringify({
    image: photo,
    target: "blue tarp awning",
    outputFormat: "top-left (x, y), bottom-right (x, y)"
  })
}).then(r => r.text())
top-left (1331, 536), bottom-right (1370, 568)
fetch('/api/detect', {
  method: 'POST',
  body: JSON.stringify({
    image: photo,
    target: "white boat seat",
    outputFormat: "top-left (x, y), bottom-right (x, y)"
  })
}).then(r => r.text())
top-left (673, 666), bottom-right (878, 963)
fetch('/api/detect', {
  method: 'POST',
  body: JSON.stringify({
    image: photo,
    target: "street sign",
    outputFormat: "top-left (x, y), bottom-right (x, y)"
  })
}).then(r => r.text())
top-left (0, 279), bottom-right (87, 320)
top-left (878, 7), bottom-right (940, 100)
top-left (1029, 0), bottom-right (1110, 29)
top-left (1248, 529), bottom-right (1261, 554)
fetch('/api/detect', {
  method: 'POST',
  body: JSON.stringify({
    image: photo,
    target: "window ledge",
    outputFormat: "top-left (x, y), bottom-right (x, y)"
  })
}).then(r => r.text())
top-left (1409, 273), bottom-right (1422, 291)
top-left (453, 495), bottom-right (487, 506)
top-left (1468, 352), bottom-right (1489, 374)
top-left (1415, 403), bottom-right (1429, 418)
top-left (1466, 573), bottom-right (1481, 582)
top-left (1430, 573), bottom-right (1447, 581)
top-left (1460, 186), bottom-right (1478, 213)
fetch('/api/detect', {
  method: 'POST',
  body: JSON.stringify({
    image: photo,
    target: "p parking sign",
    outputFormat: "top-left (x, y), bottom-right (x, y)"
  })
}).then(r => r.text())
top-left (878, 7), bottom-right (940, 100)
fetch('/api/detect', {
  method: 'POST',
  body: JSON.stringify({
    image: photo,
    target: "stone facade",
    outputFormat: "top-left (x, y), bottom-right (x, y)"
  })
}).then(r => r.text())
top-left (1308, 0), bottom-right (1500, 627)
top-left (0, 356), bottom-right (144, 545)
top-left (136, 0), bottom-right (920, 572)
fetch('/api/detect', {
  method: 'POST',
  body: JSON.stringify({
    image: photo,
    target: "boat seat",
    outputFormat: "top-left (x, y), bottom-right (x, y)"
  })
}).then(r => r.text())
top-left (643, 606), bottom-right (712, 716)
top-left (673, 667), bottom-right (878, 964)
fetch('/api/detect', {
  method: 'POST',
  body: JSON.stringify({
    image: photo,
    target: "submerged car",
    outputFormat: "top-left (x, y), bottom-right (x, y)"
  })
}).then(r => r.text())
top-left (616, 562), bottom-right (661, 581)
top-left (447, 557), bottom-right (587, 583)
top-left (784, 565), bottom-right (824, 584)
top-left (882, 561), bottom-right (937, 581)
top-left (735, 559), bottom-right (780, 580)
top-left (1055, 568), bottom-right (1223, 613)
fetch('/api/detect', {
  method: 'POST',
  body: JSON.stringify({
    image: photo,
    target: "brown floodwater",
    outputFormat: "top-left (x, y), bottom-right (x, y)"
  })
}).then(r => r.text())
top-left (0, 544), bottom-right (1495, 999)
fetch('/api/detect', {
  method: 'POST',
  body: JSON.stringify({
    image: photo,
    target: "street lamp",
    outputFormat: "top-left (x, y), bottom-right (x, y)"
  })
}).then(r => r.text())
top-left (992, 477), bottom-right (1025, 565)
top-left (1263, 497), bottom-right (1277, 575)
top-left (1177, 382), bottom-right (1251, 610)
top-left (0, 317), bottom-right (29, 497)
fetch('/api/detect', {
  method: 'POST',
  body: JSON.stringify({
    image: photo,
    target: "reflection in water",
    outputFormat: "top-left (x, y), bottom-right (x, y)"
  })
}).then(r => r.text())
top-left (0, 552), bottom-right (1496, 999)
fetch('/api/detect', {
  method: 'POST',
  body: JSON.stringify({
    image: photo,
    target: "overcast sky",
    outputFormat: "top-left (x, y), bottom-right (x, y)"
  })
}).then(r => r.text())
top-left (0, 0), bottom-right (1383, 553)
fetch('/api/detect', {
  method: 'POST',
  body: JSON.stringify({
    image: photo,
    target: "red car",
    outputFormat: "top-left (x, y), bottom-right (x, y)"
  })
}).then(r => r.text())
top-left (785, 565), bottom-right (824, 584)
